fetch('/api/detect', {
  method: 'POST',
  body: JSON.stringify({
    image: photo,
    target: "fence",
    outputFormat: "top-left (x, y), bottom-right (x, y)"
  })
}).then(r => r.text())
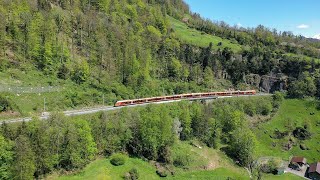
top-left (0, 85), bottom-right (61, 94)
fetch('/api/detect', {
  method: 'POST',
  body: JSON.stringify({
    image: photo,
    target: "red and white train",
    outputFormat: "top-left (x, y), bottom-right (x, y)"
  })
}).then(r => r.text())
top-left (114, 90), bottom-right (256, 107)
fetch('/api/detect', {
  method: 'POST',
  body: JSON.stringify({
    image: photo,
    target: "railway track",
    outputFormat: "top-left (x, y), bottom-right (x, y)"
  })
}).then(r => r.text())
top-left (1, 93), bottom-right (271, 124)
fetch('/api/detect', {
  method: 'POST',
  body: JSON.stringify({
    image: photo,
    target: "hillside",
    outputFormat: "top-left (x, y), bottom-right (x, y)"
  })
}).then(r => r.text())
top-left (1, 0), bottom-right (320, 118)
top-left (254, 99), bottom-right (320, 161)
top-left (1, 1), bottom-right (320, 180)
top-left (168, 16), bottom-right (244, 52)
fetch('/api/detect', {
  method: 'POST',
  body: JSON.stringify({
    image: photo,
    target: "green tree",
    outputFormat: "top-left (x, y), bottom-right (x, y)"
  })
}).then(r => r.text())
top-left (27, 119), bottom-right (57, 177)
top-left (179, 103), bottom-right (192, 140)
top-left (288, 72), bottom-right (316, 98)
top-left (12, 135), bottom-right (36, 180)
top-left (229, 128), bottom-right (257, 167)
top-left (203, 67), bottom-right (215, 89)
top-left (61, 119), bottom-right (97, 169)
top-left (104, 109), bottom-right (132, 154)
top-left (0, 122), bottom-right (15, 140)
top-left (225, 110), bottom-right (245, 133)
top-left (205, 118), bottom-right (220, 149)
top-left (168, 58), bottom-right (182, 80)
top-left (72, 60), bottom-right (90, 84)
top-left (137, 105), bottom-right (173, 160)
top-left (0, 135), bottom-right (13, 180)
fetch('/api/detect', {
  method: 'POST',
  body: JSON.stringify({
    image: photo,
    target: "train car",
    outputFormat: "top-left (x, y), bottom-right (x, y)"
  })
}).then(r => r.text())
top-left (114, 90), bottom-right (257, 107)
top-left (114, 100), bottom-right (133, 107)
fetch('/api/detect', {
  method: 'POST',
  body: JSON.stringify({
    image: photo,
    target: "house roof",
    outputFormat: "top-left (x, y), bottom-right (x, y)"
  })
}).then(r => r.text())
top-left (290, 156), bottom-right (306, 164)
top-left (309, 162), bottom-right (320, 174)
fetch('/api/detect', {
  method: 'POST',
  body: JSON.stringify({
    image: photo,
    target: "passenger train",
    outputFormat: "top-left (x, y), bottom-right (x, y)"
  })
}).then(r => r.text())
top-left (114, 90), bottom-right (256, 107)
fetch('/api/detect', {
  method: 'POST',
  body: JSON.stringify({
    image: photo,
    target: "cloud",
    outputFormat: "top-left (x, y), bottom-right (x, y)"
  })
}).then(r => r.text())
top-left (297, 24), bottom-right (309, 29)
top-left (313, 34), bottom-right (320, 39)
top-left (236, 23), bottom-right (242, 27)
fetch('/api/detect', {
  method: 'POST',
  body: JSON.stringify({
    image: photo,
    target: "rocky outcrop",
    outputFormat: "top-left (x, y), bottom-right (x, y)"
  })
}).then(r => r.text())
top-left (260, 73), bottom-right (288, 93)
top-left (244, 74), bottom-right (261, 88)
top-left (244, 73), bottom-right (288, 93)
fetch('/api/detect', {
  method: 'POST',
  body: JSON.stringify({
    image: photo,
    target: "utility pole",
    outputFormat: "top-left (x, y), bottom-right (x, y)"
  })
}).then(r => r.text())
top-left (43, 97), bottom-right (46, 112)
top-left (102, 94), bottom-right (105, 106)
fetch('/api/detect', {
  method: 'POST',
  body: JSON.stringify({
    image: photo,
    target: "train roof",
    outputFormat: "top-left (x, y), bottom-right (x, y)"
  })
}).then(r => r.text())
top-left (115, 90), bottom-right (256, 103)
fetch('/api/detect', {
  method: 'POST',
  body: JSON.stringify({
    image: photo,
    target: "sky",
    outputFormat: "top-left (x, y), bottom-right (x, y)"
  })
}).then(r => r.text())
top-left (184, 0), bottom-right (320, 38)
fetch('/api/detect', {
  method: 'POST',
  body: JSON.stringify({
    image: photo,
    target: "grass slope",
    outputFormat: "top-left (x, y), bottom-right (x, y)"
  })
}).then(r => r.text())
top-left (171, 168), bottom-right (248, 180)
top-left (263, 173), bottom-right (304, 180)
top-left (169, 16), bottom-right (243, 52)
top-left (56, 157), bottom-right (158, 180)
top-left (284, 53), bottom-right (320, 63)
top-left (54, 159), bottom-right (249, 180)
top-left (254, 99), bottom-right (320, 162)
top-left (53, 156), bottom-right (302, 180)
top-left (54, 141), bottom-right (249, 180)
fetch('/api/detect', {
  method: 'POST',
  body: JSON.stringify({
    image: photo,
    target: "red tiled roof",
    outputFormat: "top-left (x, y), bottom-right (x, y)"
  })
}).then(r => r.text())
top-left (309, 162), bottom-right (320, 174)
top-left (291, 156), bottom-right (306, 163)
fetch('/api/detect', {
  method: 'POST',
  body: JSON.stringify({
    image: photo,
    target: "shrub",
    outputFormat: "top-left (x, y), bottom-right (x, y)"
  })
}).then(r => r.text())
top-left (110, 153), bottom-right (126, 166)
top-left (260, 158), bottom-right (281, 174)
top-left (173, 154), bottom-right (189, 167)
top-left (156, 169), bottom-right (168, 177)
top-left (293, 127), bottom-right (311, 140)
top-left (125, 168), bottom-right (139, 180)
top-left (256, 100), bottom-right (272, 115)
top-left (0, 95), bottom-right (13, 112)
top-left (272, 91), bottom-right (284, 108)
top-left (244, 101), bottom-right (256, 116)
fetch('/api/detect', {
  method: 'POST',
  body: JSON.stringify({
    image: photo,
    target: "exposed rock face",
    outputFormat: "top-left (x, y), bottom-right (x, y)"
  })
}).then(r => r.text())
top-left (245, 74), bottom-right (261, 88)
top-left (260, 73), bottom-right (288, 93)
top-left (245, 73), bottom-right (288, 93)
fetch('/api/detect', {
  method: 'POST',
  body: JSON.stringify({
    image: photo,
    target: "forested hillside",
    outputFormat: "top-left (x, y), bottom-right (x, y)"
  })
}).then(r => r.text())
top-left (1, 0), bottom-right (320, 107)
top-left (1, 1), bottom-right (320, 179)
top-left (0, 96), bottom-right (279, 179)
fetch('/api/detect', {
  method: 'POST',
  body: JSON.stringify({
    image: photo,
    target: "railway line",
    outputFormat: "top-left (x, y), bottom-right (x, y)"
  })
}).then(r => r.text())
top-left (1, 91), bottom-right (271, 124)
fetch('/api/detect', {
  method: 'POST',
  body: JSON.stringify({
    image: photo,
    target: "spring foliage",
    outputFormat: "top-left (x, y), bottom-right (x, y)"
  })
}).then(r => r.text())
top-left (0, 96), bottom-right (278, 178)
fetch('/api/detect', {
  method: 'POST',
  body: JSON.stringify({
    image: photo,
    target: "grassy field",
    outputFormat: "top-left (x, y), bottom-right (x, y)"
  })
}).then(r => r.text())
top-left (170, 167), bottom-right (248, 180)
top-left (254, 99), bottom-right (320, 163)
top-left (263, 173), bottom-right (304, 180)
top-left (54, 157), bottom-right (158, 180)
top-left (284, 53), bottom-right (320, 63)
top-left (53, 159), bottom-right (249, 180)
top-left (169, 16), bottom-right (243, 52)
top-left (52, 141), bottom-right (250, 180)
top-left (51, 154), bottom-right (302, 180)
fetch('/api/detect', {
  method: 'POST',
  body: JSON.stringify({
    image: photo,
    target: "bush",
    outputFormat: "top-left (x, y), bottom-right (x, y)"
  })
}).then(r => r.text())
top-left (244, 101), bottom-right (256, 116)
top-left (272, 91), bottom-right (284, 108)
top-left (256, 100), bottom-right (272, 115)
top-left (156, 169), bottom-right (168, 177)
top-left (293, 127), bottom-right (311, 140)
top-left (0, 95), bottom-right (13, 112)
top-left (125, 168), bottom-right (139, 180)
top-left (260, 158), bottom-right (281, 174)
top-left (173, 154), bottom-right (190, 167)
top-left (110, 153), bottom-right (126, 166)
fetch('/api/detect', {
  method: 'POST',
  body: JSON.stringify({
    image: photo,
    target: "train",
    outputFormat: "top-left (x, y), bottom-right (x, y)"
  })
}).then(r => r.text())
top-left (114, 90), bottom-right (256, 107)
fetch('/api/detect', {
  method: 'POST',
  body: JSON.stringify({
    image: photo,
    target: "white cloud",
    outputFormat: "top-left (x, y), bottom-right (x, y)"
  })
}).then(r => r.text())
top-left (297, 24), bottom-right (309, 29)
top-left (236, 23), bottom-right (242, 27)
top-left (313, 34), bottom-right (320, 40)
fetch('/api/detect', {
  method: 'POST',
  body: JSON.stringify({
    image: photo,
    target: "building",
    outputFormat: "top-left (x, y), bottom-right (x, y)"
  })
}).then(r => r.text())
top-left (308, 162), bottom-right (320, 180)
top-left (289, 156), bottom-right (307, 169)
